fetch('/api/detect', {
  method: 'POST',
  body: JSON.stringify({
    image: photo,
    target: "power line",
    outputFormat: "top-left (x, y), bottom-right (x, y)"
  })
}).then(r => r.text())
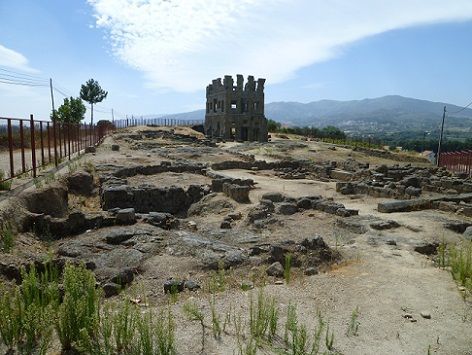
top-left (0, 66), bottom-right (48, 81)
top-left (0, 73), bottom-right (48, 85)
top-left (0, 79), bottom-right (48, 87)
top-left (448, 100), bottom-right (472, 115)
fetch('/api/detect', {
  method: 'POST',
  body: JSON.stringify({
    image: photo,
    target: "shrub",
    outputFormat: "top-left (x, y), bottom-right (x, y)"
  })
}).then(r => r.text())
top-left (1, 223), bottom-right (14, 253)
top-left (56, 262), bottom-right (101, 351)
top-left (249, 289), bottom-right (279, 344)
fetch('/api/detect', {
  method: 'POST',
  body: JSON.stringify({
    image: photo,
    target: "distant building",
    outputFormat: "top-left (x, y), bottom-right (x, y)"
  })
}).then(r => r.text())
top-left (204, 75), bottom-right (268, 142)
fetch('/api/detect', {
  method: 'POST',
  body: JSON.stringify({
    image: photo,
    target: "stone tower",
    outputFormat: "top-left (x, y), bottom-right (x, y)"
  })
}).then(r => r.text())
top-left (204, 75), bottom-right (268, 142)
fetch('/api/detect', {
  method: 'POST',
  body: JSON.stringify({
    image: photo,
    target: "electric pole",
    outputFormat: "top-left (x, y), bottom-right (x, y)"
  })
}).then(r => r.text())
top-left (49, 78), bottom-right (55, 118)
top-left (436, 106), bottom-right (446, 166)
top-left (49, 78), bottom-right (58, 166)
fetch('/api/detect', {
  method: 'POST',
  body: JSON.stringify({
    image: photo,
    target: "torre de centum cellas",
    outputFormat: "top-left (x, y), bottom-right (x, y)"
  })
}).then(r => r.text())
top-left (204, 75), bottom-right (268, 142)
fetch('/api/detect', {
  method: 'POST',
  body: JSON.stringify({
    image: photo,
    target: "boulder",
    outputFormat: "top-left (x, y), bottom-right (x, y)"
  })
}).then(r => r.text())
top-left (164, 279), bottom-right (185, 293)
top-left (67, 171), bottom-right (95, 195)
top-left (370, 220), bottom-right (400, 230)
top-left (266, 262), bottom-right (284, 277)
top-left (277, 202), bottom-right (298, 215)
top-left (20, 184), bottom-right (68, 217)
top-left (464, 226), bottom-right (472, 241)
top-left (261, 192), bottom-right (285, 203)
top-left (405, 186), bottom-right (422, 197)
top-left (115, 208), bottom-right (136, 225)
top-left (103, 283), bottom-right (121, 298)
top-left (414, 242), bottom-right (439, 255)
top-left (111, 144), bottom-right (120, 151)
top-left (146, 212), bottom-right (178, 229)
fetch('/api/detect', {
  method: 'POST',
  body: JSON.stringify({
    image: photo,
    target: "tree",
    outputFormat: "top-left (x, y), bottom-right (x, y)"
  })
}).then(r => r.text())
top-left (55, 97), bottom-right (86, 124)
top-left (80, 79), bottom-right (108, 126)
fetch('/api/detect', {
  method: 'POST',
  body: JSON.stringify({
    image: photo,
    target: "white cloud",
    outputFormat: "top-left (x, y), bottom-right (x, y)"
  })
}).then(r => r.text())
top-left (88, 0), bottom-right (472, 92)
top-left (0, 44), bottom-right (38, 73)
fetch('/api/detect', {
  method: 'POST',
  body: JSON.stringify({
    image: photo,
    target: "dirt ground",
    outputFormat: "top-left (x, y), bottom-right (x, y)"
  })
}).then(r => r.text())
top-left (1, 126), bottom-right (471, 355)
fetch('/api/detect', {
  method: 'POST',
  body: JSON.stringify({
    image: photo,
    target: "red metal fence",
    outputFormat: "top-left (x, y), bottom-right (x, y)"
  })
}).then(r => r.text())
top-left (0, 115), bottom-right (108, 182)
top-left (438, 150), bottom-right (472, 176)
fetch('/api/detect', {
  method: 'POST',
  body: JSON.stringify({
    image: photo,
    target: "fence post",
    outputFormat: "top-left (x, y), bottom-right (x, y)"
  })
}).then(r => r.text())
top-left (7, 119), bottom-right (14, 179)
top-left (19, 120), bottom-right (26, 173)
top-left (52, 120), bottom-right (57, 166)
top-left (40, 121), bottom-right (45, 166)
top-left (67, 123), bottom-right (71, 160)
top-left (30, 115), bottom-right (37, 178)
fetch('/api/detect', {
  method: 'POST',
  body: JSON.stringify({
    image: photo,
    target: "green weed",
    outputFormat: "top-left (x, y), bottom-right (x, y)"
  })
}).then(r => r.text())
top-left (56, 262), bottom-right (101, 351)
top-left (346, 306), bottom-right (360, 337)
top-left (1, 223), bottom-right (14, 253)
top-left (249, 288), bottom-right (279, 344)
top-left (284, 254), bottom-right (293, 284)
top-left (183, 300), bottom-right (205, 352)
top-left (0, 169), bottom-right (12, 190)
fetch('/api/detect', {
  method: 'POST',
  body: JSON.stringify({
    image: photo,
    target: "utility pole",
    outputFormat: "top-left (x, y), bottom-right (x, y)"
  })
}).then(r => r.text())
top-left (436, 106), bottom-right (446, 166)
top-left (49, 78), bottom-right (55, 116)
top-left (111, 109), bottom-right (115, 123)
top-left (49, 78), bottom-right (58, 166)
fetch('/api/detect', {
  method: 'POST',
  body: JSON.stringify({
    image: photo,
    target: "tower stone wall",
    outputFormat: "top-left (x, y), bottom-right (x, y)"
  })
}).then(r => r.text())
top-left (204, 75), bottom-right (268, 142)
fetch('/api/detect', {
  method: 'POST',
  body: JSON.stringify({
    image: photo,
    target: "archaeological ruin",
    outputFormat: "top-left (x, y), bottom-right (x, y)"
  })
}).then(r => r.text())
top-left (204, 75), bottom-right (268, 142)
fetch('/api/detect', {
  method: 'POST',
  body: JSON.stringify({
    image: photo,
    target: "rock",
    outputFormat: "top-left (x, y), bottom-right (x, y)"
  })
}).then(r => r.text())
top-left (222, 183), bottom-right (250, 203)
top-left (20, 184), bottom-right (68, 217)
top-left (414, 242), bottom-right (439, 255)
top-left (85, 146), bottom-right (96, 153)
top-left (296, 198), bottom-right (313, 210)
top-left (184, 280), bottom-right (201, 291)
top-left (111, 144), bottom-right (120, 151)
top-left (67, 171), bottom-right (95, 195)
top-left (188, 220), bottom-right (197, 231)
top-left (147, 212), bottom-right (178, 229)
top-left (405, 186), bottom-right (422, 197)
top-left (386, 239), bottom-right (397, 246)
top-left (378, 199), bottom-right (432, 213)
top-left (401, 176), bottom-right (421, 188)
top-left (115, 208), bottom-right (136, 225)
top-left (370, 220), bottom-right (400, 230)
top-left (228, 212), bottom-right (242, 220)
top-left (224, 250), bottom-right (247, 268)
top-left (301, 236), bottom-right (329, 250)
top-left (274, 280), bottom-right (284, 285)
top-left (277, 202), bottom-right (298, 215)
top-left (220, 220), bottom-right (232, 229)
top-left (261, 192), bottom-right (285, 203)
top-left (335, 208), bottom-right (359, 217)
top-left (103, 283), bottom-right (121, 298)
top-left (266, 262), bottom-right (284, 277)
top-left (105, 229), bottom-right (136, 244)
top-left (241, 280), bottom-right (254, 290)
top-left (445, 222), bottom-right (472, 234)
top-left (304, 267), bottom-right (318, 276)
top-left (164, 279), bottom-right (185, 293)
top-left (110, 268), bottom-right (134, 286)
top-left (463, 226), bottom-right (472, 241)
top-left (420, 311), bottom-right (431, 319)
top-left (0, 263), bottom-right (21, 282)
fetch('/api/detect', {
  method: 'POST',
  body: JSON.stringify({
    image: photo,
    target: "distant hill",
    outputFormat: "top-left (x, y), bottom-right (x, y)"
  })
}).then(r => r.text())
top-left (166, 95), bottom-right (472, 134)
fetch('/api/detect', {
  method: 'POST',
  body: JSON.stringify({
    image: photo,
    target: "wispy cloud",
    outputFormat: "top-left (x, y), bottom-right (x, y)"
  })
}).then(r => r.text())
top-left (88, 0), bottom-right (472, 92)
top-left (0, 44), bottom-right (38, 73)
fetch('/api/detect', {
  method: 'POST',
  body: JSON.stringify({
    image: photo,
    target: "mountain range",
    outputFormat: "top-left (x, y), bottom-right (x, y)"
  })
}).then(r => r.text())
top-left (165, 95), bottom-right (472, 134)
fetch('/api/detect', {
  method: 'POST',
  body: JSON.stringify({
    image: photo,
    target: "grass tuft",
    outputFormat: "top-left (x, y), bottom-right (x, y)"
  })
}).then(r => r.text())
top-left (1, 223), bottom-right (14, 253)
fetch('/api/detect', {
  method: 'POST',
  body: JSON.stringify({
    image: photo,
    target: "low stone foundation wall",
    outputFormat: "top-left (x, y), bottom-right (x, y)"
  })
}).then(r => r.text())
top-left (222, 183), bottom-right (250, 203)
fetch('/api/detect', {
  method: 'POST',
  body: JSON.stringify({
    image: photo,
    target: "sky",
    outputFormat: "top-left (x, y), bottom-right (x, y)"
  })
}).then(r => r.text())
top-left (0, 0), bottom-right (472, 122)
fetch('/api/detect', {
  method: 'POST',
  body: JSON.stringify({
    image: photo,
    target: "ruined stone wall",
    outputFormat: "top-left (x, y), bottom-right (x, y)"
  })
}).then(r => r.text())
top-left (204, 75), bottom-right (268, 142)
